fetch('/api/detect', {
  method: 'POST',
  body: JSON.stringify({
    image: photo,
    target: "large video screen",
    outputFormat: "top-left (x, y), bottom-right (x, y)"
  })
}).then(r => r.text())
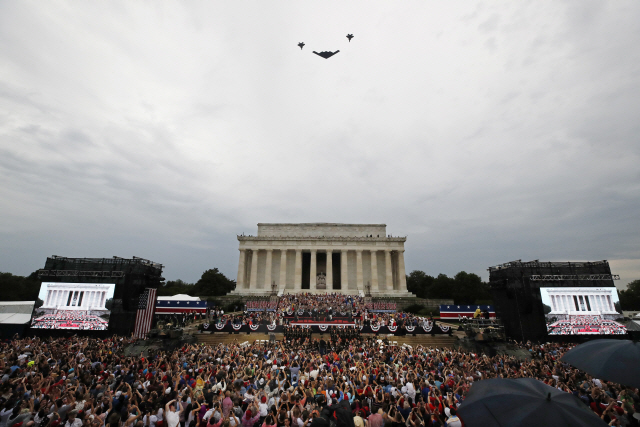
top-left (540, 287), bottom-right (626, 335)
top-left (31, 282), bottom-right (115, 330)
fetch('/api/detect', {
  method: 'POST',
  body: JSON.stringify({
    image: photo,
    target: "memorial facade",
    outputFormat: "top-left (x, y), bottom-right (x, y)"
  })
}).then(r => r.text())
top-left (232, 223), bottom-right (412, 296)
top-left (40, 283), bottom-right (111, 315)
top-left (545, 287), bottom-right (619, 317)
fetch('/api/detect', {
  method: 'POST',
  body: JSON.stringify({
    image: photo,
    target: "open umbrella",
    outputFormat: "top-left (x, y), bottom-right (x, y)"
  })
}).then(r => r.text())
top-left (561, 339), bottom-right (640, 389)
top-left (457, 378), bottom-right (605, 427)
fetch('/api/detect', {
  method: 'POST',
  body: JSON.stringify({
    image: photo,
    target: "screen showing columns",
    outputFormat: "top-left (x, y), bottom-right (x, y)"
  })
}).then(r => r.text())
top-left (232, 223), bottom-right (412, 296)
top-left (30, 282), bottom-right (115, 331)
top-left (540, 287), bottom-right (626, 335)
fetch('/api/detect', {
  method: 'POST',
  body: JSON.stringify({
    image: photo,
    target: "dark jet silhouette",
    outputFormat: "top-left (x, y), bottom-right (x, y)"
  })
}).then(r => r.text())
top-left (346, 34), bottom-right (354, 42)
top-left (313, 50), bottom-right (340, 59)
top-left (298, 42), bottom-right (305, 50)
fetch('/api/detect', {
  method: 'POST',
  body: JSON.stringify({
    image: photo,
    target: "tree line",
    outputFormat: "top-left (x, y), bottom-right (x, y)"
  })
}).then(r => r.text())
top-left (156, 268), bottom-right (235, 296)
top-left (406, 270), bottom-right (492, 304)
top-left (619, 280), bottom-right (640, 311)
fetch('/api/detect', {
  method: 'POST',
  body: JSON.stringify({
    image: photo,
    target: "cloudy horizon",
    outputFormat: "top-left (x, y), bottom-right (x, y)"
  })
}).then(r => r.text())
top-left (1, 1), bottom-right (639, 291)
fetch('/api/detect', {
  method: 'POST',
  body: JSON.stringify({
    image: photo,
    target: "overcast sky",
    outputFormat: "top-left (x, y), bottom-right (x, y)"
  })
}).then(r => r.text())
top-left (1, 1), bottom-right (639, 290)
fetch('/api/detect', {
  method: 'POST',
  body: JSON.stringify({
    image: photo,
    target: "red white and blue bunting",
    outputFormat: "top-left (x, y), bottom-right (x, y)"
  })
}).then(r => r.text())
top-left (200, 322), bottom-right (453, 335)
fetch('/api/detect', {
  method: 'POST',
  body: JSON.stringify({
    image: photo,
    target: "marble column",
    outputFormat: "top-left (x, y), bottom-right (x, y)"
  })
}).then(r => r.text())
top-left (237, 249), bottom-right (247, 290)
top-left (264, 249), bottom-right (273, 291)
top-left (249, 250), bottom-right (259, 291)
top-left (294, 250), bottom-right (302, 291)
top-left (370, 250), bottom-right (379, 292)
top-left (385, 250), bottom-right (393, 291)
top-left (341, 250), bottom-right (348, 290)
top-left (551, 296), bottom-right (556, 311)
top-left (279, 249), bottom-right (287, 289)
top-left (310, 250), bottom-right (317, 291)
top-left (326, 250), bottom-right (333, 291)
top-left (398, 250), bottom-right (408, 292)
top-left (356, 250), bottom-right (363, 291)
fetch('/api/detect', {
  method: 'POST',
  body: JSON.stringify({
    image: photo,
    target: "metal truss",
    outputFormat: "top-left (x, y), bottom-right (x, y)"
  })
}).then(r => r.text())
top-left (37, 269), bottom-right (124, 278)
top-left (529, 274), bottom-right (620, 281)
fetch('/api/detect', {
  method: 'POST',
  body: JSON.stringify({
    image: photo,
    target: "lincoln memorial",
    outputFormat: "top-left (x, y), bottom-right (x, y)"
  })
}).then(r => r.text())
top-left (544, 287), bottom-right (620, 319)
top-left (40, 282), bottom-right (111, 315)
top-left (231, 223), bottom-right (413, 297)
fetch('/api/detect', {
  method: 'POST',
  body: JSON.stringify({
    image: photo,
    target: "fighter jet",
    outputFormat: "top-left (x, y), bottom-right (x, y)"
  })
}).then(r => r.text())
top-left (298, 42), bottom-right (305, 50)
top-left (313, 50), bottom-right (340, 59)
top-left (346, 34), bottom-right (354, 42)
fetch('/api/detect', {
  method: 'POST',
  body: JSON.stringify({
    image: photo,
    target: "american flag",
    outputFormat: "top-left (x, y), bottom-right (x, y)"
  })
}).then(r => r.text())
top-left (133, 288), bottom-right (157, 339)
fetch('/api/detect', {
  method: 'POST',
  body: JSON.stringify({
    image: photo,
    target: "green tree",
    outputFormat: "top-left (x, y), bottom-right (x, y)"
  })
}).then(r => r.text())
top-left (619, 280), bottom-right (640, 310)
top-left (193, 268), bottom-right (236, 296)
top-left (406, 270), bottom-right (435, 299)
top-left (0, 271), bottom-right (41, 301)
top-left (405, 270), bottom-right (492, 305)
top-left (452, 271), bottom-right (491, 304)
top-left (157, 279), bottom-right (194, 296)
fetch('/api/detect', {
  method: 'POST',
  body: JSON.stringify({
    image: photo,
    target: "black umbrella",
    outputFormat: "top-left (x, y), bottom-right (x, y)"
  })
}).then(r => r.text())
top-left (457, 378), bottom-right (605, 427)
top-left (561, 339), bottom-right (640, 389)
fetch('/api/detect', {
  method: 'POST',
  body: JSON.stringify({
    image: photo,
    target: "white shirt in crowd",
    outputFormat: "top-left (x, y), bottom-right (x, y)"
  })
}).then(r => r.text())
top-left (165, 410), bottom-right (180, 427)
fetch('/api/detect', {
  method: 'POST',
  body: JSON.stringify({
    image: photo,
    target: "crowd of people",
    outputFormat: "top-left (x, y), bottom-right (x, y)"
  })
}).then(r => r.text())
top-left (277, 294), bottom-right (364, 317)
top-left (30, 312), bottom-right (109, 331)
top-left (363, 303), bottom-right (396, 312)
top-left (1, 333), bottom-right (639, 427)
top-left (547, 315), bottom-right (627, 335)
top-left (282, 326), bottom-right (361, 351)
top-left (246, 302), bottom-right (277, 312)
